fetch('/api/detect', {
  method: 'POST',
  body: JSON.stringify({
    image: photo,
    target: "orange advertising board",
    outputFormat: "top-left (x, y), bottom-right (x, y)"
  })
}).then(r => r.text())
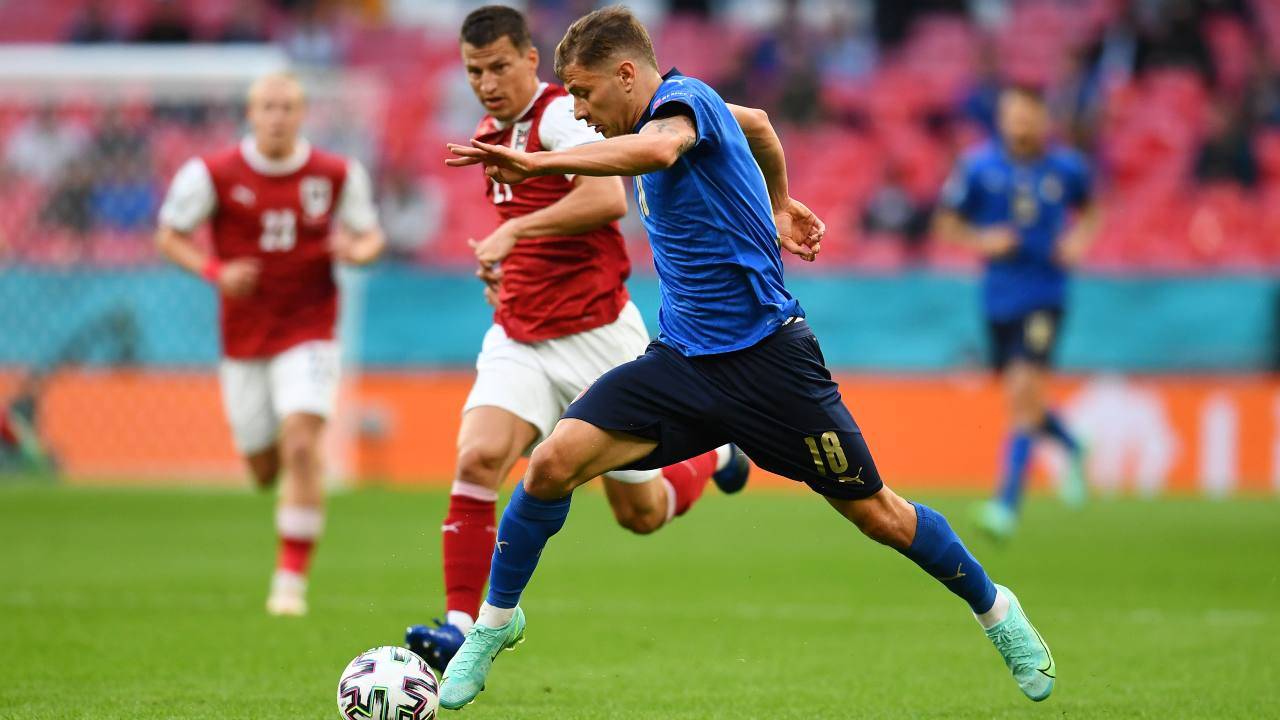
top-left (2, 370), bottom-right (1277, 496)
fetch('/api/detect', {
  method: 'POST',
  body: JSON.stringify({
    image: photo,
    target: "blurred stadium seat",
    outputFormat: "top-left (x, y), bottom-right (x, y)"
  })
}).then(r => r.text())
top-left (0, 0), bottom-right (1276, 484)
top-left (0, 0), bottom-right (1275, 272)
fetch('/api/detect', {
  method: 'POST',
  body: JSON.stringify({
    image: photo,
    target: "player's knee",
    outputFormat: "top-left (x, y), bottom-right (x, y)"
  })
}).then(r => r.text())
top-left (613, 505), bottom-right (664, 535)
top-left (526, 442), bottom-right (579, 498)
top-left (279, 429), bottom-right (319, 474)
top-left (1011, 393), bottom-right (1044, 429)
top-left (455, 443), bottom-right (507, 489)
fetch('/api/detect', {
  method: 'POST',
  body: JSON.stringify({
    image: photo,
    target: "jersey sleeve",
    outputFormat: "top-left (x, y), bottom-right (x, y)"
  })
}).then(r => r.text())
top-left (157, 158), bottom-right (216, 233)
top-left (336, 159), bottom-right (379, 233)
top-left (939, 155), bottom-right (981, 220)
top-left (538, 94), bottom-right (604, 181)
top-left (648, 77), bottom-right (725, 150)
top-left (538, 95), bottom-right (603, 151)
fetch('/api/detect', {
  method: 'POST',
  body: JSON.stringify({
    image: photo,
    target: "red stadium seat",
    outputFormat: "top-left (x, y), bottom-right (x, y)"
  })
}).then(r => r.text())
top-left (1205, 16), bottom-right (1253, 94)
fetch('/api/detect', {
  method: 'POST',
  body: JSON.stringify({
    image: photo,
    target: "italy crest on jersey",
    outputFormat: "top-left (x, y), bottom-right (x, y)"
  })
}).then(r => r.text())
top-left (299, 176), bottom-right (333, 220)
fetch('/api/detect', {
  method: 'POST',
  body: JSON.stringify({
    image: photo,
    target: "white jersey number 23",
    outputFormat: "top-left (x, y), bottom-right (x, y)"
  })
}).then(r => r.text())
top-left (259, 209), bottom-right (297, 252)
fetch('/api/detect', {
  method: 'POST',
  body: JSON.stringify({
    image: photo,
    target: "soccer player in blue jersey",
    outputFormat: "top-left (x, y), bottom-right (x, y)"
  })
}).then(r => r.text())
top-left (438, 6), bottom-right (1056, 708)
top-left (935, 87), bottom-right (1100, 540)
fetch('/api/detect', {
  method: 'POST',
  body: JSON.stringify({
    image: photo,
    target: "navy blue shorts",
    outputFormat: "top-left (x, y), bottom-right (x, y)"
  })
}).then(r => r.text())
top-left (563, 320), bottom-right (884, 500)
top-left (988, 308), bottom-right (1063, 371)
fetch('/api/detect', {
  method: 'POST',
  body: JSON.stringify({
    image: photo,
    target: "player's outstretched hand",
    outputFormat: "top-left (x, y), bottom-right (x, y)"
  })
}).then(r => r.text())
top-left (217, 258), bottom-right (260, 298)
top-left (446, 140), bottom-right (539, 185)
top-left (468, 220), bottom-right (520, 266)
top-left (775, 197), bottom-right (825, 262)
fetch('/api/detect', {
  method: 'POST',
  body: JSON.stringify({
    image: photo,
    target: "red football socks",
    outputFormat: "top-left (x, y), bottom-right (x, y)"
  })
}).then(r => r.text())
top-left (275, 505), bottom-right (324, 577)
top-left (442, 491), bottom-right (497, 618)
top-left (277, 537), bottom-right (315, 575)
top-left (660, 450), bottom-right (718, 518)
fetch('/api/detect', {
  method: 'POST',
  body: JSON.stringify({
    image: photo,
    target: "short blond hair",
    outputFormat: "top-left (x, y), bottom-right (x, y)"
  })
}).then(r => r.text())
top-left (553, 5), bottom-right (658, 80)
top-left (247, 71), bottom-right (306, 105)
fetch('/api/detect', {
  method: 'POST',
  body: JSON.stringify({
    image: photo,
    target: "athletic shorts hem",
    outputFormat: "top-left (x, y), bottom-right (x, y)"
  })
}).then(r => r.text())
top-left (557, 408), bottom-right (667, 471)
top-left (461, 398), bottom-right (556, 447)
top-left (801, 470), bottom-right (885, 501)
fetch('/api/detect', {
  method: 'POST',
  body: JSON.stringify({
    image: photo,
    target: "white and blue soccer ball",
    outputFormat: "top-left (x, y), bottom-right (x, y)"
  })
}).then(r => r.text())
top-left (336, 646), bottom-right (439, 720)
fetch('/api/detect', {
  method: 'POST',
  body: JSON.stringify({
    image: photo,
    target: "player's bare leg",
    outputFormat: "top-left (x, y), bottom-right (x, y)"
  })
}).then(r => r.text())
top-left (244, 445), bottom-right (279, 490)
top-left (603, 443), bottom-right (742, 534)
top-left (267, 412), bottom-right (326, 617)
top-left (1006, 359), bottom-right (1046, 433)
top-left (1009, 362), bottom-right (1086, 506)
top-left (826, 486), bottom-right (1055, 701)
top-left (439, 419), bottom-right (654, 708)
top-left (824, 485), bottom-right (917, 548)
top-left (604, 443), bottom-right (748, 535)
top-left (602, 476), bottom-right (669, 534)
top-left (984, 359), bottom-right (1086, 538)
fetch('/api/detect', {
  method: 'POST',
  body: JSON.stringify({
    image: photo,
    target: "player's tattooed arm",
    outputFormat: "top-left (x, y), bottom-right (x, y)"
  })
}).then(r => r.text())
top-left (639, 111), bottom-right (698, 159)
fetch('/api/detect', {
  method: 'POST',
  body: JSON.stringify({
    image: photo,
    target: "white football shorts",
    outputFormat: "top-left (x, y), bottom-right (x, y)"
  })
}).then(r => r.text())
top-left (218, 339), bottom-right (340, 453)
top-left (463, 301), bottom-right (660, 484)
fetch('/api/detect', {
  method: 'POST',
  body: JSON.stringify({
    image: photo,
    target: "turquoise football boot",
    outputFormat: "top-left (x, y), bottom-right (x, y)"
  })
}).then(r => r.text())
top-left (438, 606), bottom-right (526, 709)
top-left (974, 500), bottom-right (1018, 542)
top-left (985, 585), bottom-right (1055, 701)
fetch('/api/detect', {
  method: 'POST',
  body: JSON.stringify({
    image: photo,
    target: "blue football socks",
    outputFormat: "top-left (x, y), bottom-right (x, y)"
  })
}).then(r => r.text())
top-left (997, 431), bottom-right (1033, 510)
top-left (899, 502), bottom-right (998, 614)
top-left (484, 483), bottom-right (572, 610)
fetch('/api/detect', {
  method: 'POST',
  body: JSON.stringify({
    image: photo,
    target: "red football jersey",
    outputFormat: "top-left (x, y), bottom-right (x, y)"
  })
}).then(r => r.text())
top-left (473, 84), bottom-right (631, 343)
top-left (200, 143), bottom-right (349, 359)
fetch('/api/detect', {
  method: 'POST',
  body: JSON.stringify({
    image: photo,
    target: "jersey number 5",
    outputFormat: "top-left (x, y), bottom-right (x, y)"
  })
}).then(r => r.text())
top-left (260, 209), bottom-right (297, 252)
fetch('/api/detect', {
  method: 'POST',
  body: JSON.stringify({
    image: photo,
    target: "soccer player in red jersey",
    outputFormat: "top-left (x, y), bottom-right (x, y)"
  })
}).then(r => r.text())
top-left (155, 72), bottom-right (384, 616)
top-left (405, 6), bottom-right (748, 671)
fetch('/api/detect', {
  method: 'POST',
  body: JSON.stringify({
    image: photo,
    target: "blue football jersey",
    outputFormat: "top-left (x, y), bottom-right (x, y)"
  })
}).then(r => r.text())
top-left (941, 140), bottom-right (1092, 320)
top-left (632, 70), bottom-right (803, 356)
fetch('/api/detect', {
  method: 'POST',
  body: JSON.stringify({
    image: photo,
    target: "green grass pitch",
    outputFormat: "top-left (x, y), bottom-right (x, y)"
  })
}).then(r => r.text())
top-left (2, 483), bottom-right (1277, 719)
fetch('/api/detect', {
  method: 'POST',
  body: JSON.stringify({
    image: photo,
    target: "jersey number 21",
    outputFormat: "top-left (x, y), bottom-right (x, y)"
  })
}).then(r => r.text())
top-left (492, 179), bottom-right (513, 204)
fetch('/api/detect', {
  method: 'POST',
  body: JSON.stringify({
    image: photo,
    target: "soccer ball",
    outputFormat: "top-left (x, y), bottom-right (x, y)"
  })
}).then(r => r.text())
top-left (336, 646), bottom-right (439, 720)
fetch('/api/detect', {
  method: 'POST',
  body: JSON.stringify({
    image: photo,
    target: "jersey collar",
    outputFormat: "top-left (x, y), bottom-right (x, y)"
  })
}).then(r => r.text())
top-left (240, 136), bottom-right (311, 176)
top-left (633, 67), bottom-right (683, 134)
top-left (493, 82), bottom-right (548, 130)
top-left (998, 139), bottom-right (1051, 168)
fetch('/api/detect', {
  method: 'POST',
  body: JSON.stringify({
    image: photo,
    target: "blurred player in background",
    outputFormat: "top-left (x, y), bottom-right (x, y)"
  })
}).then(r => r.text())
top-left (155, 72), bottom-right (384, 616)
top-left (439, 6), bottom-right (1055, 709)
top-left (935, 87), bottom-right (1101, 540)
top-left (405, 5), bottom-right (749, 672)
